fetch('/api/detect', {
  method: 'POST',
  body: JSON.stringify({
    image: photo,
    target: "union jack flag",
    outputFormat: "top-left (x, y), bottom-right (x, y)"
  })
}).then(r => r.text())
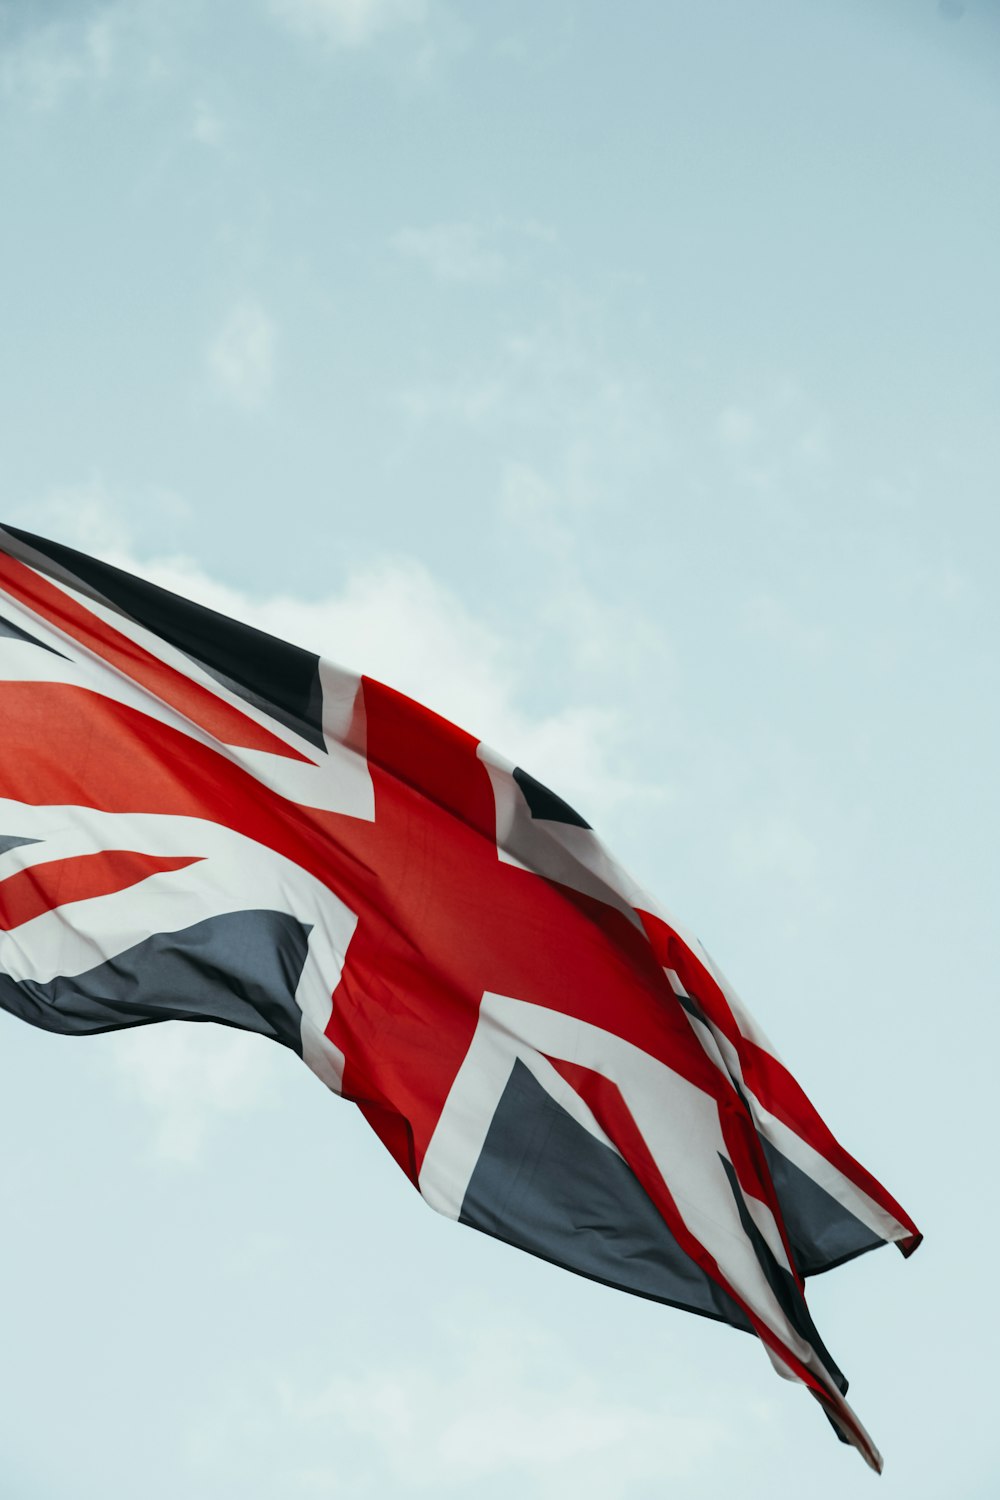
top-left (0, 524), bottom-right (920, 1469)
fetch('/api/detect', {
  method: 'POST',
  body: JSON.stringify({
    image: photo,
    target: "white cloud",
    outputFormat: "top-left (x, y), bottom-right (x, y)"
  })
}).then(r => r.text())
top-left (393, 222), bottom-right (508, 283)
top-left (191, 99), bottom-right (225, 146)
top-left (270, 0), bottom-right (426, 49)
top-left (107, 1023), bottom-right (287, 1163)
top-left (187, 1318), bottom-right (731, 1496)
top-left (7, 478), bottom-right (190, 557)
top-left (714, 382), bottom-right (833, 488)
top-left (399, 375), bottom-right (505, 427)
top-left (11, 478), bottom-right (132, 554)
top-left (717, 406), bottom-right (757, 447)
top-left (110, 544), bottom-right (636, 819)
top-left (11, 474), bottom-right (655, 795)
top-left (397, 314), bottom-right (666, 494)
top-left (206, 301), bottom-right (276, 408)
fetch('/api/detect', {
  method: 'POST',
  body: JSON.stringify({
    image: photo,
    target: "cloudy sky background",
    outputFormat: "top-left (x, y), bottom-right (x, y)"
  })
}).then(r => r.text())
top-left (1, 1), bottom-right (997, 1495)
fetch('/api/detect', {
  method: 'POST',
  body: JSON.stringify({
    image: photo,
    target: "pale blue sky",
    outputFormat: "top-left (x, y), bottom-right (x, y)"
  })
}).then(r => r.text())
top-left (0, 2), bottom-right (997, 1496)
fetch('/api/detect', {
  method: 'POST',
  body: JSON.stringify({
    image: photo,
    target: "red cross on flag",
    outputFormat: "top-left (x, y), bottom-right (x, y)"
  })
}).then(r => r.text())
top-left (0, 525), bottom-right (920, 1470)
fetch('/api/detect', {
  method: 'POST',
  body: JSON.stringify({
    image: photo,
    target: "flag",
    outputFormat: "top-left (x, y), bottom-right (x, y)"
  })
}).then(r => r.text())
top-left (0, 524), bottom-right (920, 1469)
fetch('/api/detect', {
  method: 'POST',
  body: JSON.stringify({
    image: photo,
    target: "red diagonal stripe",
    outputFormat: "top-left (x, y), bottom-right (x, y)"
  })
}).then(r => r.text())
top-left (0, 553), bottom-right (311, 763)
top-left (0, 850), bottom-right (202, 931)
top-left (639, 906), bottom-right (921, 1249)
top-left (547, 1060), bottom-right (827, 1386)
top-left (738, 1039), bottom-right (922, 1251)
top-left (546, 1058), bottom-right (880, 1468)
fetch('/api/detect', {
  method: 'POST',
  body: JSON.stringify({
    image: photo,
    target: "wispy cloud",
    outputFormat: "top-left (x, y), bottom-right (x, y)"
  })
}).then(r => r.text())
top-left (186, 1317), bottom-right (733, 1496)
top-left (107, 543), bottom-right (637, 821)
top-left (107, 1024), bottom-right (287, 1163)
top-left (6, 479), bottom-right (190, 556)
top-left (393, 218), bottom-right (556, 285)
top-left (716, 405), bottom-right (757, 447)
top-left (713, 380), bottom-right (833, 491)
top-left (397, 312), bottom-right (661, 471)
top-left (270, 0), bottom-right (426, 50)
top-left (191, 99), bottom-right (225, 147)
top-left (8, 478), bottom-right (131, 553)
top-left (393, 221), bottom-right (509, 283)
top-left (206, 301), bottom-right (277, 408)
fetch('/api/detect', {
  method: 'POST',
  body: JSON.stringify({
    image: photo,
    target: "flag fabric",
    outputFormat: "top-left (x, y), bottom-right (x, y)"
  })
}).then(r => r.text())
top-left (0, 524), bottom-right (920, 1469)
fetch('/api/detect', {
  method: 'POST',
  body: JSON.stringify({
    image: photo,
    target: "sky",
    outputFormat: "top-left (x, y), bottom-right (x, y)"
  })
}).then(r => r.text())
top-left (0, 0), bottom-right (997, 1495)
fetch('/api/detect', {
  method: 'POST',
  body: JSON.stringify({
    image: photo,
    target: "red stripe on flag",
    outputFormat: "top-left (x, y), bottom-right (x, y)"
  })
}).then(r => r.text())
top-left (738, 1039), bottom-right (922, 1252)
top-left (639, 907), bottom-right (921, 1251)
top-left (547, 1057), bottom-right (881, 1469)
top-left (0, 683), bottom-right (358, 898)
top-left (0, 553), bottom-right (311, 763)
top-left (0, 849), bottom-right (202, 931)
top-left (638, 909), bottom-right (743, 1046)
top-left (713, 1087), bottom-right (804, 1288)
top-left (548, 1061), bottom-right (829, 1387)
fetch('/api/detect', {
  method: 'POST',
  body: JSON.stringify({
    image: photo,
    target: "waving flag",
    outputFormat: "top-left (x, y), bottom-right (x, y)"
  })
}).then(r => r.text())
top-left (0, 524), bottom-right (919, 1469)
